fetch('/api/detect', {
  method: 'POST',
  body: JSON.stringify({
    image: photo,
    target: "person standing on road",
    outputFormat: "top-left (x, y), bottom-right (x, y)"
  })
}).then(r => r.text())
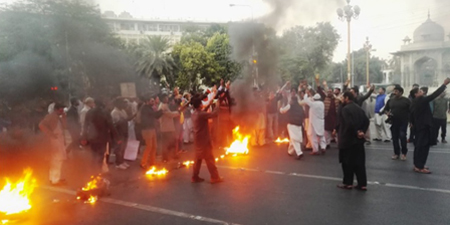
top-left (139, 97), bottom-right (164, 170)
top-left (66, 97), bottom-right (81, 153)
top-left (410, 78), bottom-right (450, 174)
top-left (383, 86), bottom-right (411, 161)
top-left (304, 93), bottom-right (326, 155)
top-left (335, 91), bottom-right (370, 191)
top-left (82, 100), bottom-right (119, 173)
top-left (432, 92), bottom-right (449, 144)
top-left (111, 98), bottom-right (133, 170)
top-left (266, 90), bottom-right (282, 141)
top-left (373, 87), bottom-right (391, 142)
top-left (316, 80), bottom-right (340, 148)
top-left (191, 97), bottom-right (223, 184)
top-left (80, 97), bottom-right (94, 132)
top-left (408, 84), bottom-right (420, 143)
top-left (159, 94), bottom-right (180, 162)
top-left (280, 96), bottom-right (305, 159)
top-left (39, 103), bottom-right (67, 186)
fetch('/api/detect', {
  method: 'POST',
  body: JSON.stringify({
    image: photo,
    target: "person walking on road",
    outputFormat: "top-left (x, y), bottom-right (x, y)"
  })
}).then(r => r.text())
top-left (191, 97), bottom-right (223, 184)
top-left (280, 96), bottom-right (305, 159)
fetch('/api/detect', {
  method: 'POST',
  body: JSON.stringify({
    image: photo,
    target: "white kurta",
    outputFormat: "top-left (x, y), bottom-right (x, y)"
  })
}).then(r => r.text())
top-left (303, 98), bottom-right (325, 136)
top-left (304, 97), bottom-right (326, 153)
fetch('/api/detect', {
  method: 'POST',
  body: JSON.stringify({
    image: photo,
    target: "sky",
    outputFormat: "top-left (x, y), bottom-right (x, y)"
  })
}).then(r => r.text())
top-left (2, 0), bottom-right (450, 62)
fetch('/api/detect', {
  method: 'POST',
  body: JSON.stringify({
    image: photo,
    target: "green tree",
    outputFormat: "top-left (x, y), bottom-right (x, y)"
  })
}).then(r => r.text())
top-left (172, 41), bottom-right (221, 91)
top-left (206, 33), bottom-right (241, 82)
top-left (0, 0), bottom-right (132, 103)
top-left (278, 22), bottom-right (340, 84)
top-left (338, 49), bottom-right (386, 85)
top-left (133, 36), bottom-right (177, 86)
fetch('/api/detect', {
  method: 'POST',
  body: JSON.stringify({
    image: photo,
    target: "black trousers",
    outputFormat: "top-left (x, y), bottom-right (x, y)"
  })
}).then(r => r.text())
top-left (409, 126), bottom-right (415, 141)
top-left (390, 119), bottom-right (408, 155)
top-left (192, 150), bottom-right (219, 180)
top-left (432, 118), bottom-right (447, 141)
top-left (413, 127), bottom-right (431, 169)
top-left (340, 144), bottom-right (367, 187)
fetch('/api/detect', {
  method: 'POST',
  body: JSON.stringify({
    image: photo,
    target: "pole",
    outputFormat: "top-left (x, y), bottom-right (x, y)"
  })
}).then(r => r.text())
top-left (347, 20), bottom-right (351, 86)
top-left (366, 49), bottom-right (369, 86)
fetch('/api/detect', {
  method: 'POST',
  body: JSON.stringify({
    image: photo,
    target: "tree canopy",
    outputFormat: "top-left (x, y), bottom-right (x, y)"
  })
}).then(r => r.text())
top-left (278, 22), bottom-right (340, 85)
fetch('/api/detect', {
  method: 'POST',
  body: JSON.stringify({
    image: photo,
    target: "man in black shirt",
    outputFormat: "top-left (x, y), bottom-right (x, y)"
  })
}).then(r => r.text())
top-left (383, 85), bottom-right (411, 160)
top-left (336, 91), bottom-right (370, 190)
top-left (410, 78), bottom-right (450, 174)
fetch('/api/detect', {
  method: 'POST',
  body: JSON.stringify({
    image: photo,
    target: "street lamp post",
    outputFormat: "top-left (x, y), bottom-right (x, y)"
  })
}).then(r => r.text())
top-left (363, 37), bottom-right (376, 86)
top-left (337, 0), bottom-right (360, 87)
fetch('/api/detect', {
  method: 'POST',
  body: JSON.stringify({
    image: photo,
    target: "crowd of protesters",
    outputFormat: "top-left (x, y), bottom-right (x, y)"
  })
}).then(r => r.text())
top-left (1, 75), bottom-right (449, 189)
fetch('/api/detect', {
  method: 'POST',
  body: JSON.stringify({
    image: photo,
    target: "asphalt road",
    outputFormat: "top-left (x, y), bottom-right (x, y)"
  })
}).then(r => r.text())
top-left (2, 125), bottom-right (450, 225)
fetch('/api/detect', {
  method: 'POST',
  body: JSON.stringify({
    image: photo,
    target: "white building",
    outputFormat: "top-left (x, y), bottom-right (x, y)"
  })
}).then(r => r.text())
top-left (392, 14), bottom-right (450, 88)
top-left (102, 11), bottom-right (225, 45)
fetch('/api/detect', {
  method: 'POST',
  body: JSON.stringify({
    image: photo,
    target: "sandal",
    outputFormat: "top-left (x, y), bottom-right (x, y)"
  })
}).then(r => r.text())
top-left (337, 184), bottom-right (353, 190)
top-left (354, 186), bottom-right (368, 191)
top-left (413, 167), bottom-right (431, 174)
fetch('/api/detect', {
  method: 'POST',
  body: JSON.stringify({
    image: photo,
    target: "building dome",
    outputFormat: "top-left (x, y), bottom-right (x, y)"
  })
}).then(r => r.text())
top-left (413, 17), bottom-right (445, 43)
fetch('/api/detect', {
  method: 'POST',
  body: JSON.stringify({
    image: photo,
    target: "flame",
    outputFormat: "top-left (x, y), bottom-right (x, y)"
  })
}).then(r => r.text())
top-left (275, 137), bottom-right (289, 143)
top-left (224, 126), bottom-right (250, 155)
top-left (0, 169), bottom-right (36, 216)
top-left (87, 196), bottom-right (98, 204)
top-left (182, 161), bottom-right (195, 167)
top-left (145, 167), bottom-right (168, 176)
top-left (82, 176), bottom-right (101, 191)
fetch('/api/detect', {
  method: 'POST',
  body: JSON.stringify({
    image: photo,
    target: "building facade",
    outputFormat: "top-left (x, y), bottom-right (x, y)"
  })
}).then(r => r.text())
top-left (392, 15), bottom-right (450, 88)
top-left (102, 11), bottom-right (225, 45)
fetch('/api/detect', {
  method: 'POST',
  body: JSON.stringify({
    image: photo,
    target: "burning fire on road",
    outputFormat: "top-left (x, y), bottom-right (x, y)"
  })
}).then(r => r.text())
top-left (275, 137), bottom-right (289, 144)
top-left (76, 175), bottom-right (110, 205)
top-left (145, 167), bottom-right (168, 176)
top-left (224, 126), bottom-right (250, 156)
top-left (0, 169), bottom-right (36, 224)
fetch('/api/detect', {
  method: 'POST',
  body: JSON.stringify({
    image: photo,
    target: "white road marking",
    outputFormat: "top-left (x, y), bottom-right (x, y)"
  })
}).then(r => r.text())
top-left (364, 146), bottom-right (450, 153)
top-left (40, 186), bottom-right (241, 225)
top-left (216, 165), bottom-right (450, 195)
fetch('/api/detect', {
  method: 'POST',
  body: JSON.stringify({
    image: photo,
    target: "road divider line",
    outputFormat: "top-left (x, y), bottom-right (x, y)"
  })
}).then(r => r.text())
top-left (364, 147), bottom-right (450, 153)
top-left (39, 186), bottom-right (241, 225)
top-left (216, 165), bottom-right (450, 195)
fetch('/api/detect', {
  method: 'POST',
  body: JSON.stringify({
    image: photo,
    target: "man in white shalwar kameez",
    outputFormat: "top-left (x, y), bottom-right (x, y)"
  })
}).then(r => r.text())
top-left (280, 96), bottom-right (305, 159)
top-left (304, 94), bottom-right (327, 155)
